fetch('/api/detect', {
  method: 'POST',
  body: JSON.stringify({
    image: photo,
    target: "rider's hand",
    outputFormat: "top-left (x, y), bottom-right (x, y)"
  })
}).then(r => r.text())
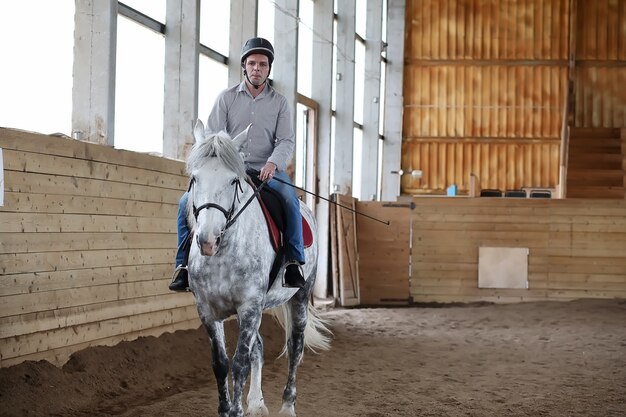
top-left (259, 162), bottom-right (277, 181)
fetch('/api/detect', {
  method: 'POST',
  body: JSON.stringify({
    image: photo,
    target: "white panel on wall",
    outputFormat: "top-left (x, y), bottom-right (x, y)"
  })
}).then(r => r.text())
top-left (478, 247), bottom-right (529, 289)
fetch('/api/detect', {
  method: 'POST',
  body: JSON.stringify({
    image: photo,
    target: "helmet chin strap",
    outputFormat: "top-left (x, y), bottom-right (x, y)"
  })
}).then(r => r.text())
top-left (243, 68), bottom-right (271, 90)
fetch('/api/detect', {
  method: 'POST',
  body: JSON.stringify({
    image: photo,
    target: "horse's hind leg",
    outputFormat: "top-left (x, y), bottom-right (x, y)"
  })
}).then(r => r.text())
top-left (203, 320), bottom-right (231, 417)
top-left (246, 331), bottom-right (269, 417)
top-left (279, 292), bottom-right (308, 416)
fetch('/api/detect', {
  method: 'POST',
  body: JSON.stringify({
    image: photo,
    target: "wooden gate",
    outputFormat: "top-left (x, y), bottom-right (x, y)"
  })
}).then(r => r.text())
top-left (355, 201), bottom-right (413, 305)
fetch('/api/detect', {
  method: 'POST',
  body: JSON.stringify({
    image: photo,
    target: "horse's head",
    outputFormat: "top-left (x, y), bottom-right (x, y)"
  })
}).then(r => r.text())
top-left (186, 120), bottom-right (250, 256)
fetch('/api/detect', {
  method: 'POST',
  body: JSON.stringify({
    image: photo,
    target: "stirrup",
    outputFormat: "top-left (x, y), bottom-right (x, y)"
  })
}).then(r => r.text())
top-left (282, 261), bottom-right (305, 288)
top-left (169, 265), bottom-right (191, 292)
top-left (170, 265), bottom-right (188, 283)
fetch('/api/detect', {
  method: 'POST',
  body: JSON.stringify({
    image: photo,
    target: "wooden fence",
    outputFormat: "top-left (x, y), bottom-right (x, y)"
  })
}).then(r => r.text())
top-left (0, 128), bottom-right (198, 367)
top-left (3, 128), bottom-right (625, 367)
top-left (355, 197), bottom-right (626, 305)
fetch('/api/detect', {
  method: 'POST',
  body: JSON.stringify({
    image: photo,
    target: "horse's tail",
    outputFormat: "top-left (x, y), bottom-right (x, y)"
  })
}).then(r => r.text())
top-left (271, 300), bottom-right (332, 356)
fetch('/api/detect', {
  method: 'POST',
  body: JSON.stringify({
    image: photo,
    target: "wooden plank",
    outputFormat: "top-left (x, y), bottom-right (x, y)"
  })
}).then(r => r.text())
top-left (0, 128), bottom-right (186, 176)
top-left (336, 194), bottom-right (359, 306)
top-left (1, 232), bottom-right (176, 254)
top-left (4, 171), bottom-right (183, 203)
top-left (0, 278), bottom-right (173, 317)
top-left (1, 248), bottom-right (174, 275)
top-left (3, 149), bottom-right (188, 190)
top-left (0, 212), bottom-right (177, 234)
top-left (410, 284), bottom-right (546, 298)
top-left (414, 212), bottom-right (626, 226)
top-left (1, 191), bottom-right (178, 217)
top-left (0, 305), bottom-right (200, 361)
top-left (0, 264), bottom-right (172, 297)
top-left (0, 292), bottom-right (195, 339)
top-left (0, 318), bottom-right (202, 368)
top-left (329, 197), bottom-right (339, 301)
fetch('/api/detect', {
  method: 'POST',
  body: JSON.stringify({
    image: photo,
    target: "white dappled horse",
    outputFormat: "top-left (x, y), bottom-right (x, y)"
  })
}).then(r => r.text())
top-left (185, 120), bottom-right (330, 417)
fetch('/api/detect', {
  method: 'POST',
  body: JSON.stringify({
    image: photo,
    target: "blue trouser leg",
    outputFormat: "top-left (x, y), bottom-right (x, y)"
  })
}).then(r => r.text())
top-left (175, 192), bottom-right (190, 266)
top-left (267, 171), bottom-right (305, 264)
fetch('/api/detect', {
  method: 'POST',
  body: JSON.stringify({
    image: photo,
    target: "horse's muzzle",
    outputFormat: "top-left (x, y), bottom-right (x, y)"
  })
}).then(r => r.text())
top-left (197, 234), bottom-right (220, 256)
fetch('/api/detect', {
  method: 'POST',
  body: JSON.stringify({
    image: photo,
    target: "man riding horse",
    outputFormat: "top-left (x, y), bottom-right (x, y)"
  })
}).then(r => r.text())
top-left (170, 37), bottom-right (306, 291)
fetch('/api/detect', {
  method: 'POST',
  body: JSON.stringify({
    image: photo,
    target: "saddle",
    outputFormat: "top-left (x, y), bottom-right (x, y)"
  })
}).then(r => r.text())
top-left (245, 173), bottom-right (313, 290)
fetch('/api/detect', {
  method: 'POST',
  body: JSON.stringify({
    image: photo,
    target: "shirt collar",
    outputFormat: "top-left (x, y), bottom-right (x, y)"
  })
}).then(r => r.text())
top-left (238, 80), bottom-right (271, 99)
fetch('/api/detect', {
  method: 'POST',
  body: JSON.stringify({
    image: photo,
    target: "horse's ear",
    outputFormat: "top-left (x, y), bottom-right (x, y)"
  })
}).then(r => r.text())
top-left (193, 119), bottom-right (206, 143)
top-left (232, 124), bottom-right (251, 150)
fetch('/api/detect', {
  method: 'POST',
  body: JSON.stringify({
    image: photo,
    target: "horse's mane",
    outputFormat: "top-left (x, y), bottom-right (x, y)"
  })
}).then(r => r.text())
top-left (186, 130), bottom-right (247, 178)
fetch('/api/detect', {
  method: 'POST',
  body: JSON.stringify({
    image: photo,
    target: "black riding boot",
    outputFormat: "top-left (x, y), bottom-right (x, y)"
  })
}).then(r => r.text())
top-left (283, 262), bottom-right (305, 289)
top-left (169, 266), bottom-right (189, 292)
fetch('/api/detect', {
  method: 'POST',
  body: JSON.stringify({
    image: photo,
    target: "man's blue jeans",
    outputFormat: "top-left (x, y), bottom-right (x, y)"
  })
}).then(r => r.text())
top-left (175, 170), bottom-right (305, 267)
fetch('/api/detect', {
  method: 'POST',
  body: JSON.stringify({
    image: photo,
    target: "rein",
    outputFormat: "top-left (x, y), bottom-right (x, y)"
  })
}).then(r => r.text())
top-left (191, 175), bottom-right (269, 234)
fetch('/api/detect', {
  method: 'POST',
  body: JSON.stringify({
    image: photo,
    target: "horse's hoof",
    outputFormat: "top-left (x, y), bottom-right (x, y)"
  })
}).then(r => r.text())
top-left (245, 404), bottom-right (269, 417)
top-left (278, 403), bottom-right (296, 416)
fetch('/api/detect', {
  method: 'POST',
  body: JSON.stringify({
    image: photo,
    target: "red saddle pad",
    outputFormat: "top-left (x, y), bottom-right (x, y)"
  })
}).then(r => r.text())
top-left (258, 199), bottom-right (313, 252)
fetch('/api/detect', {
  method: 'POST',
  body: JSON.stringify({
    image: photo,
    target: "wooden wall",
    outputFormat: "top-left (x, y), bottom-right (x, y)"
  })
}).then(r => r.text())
top-left (356, 198), bottom-right (626, 305)
top-left (0, 128), bottom-right (198, 367)
top-left (410, 197), bottom-right (626, 303)
top-left (403, 0), bottom-right (626, 195)
top-left (574, 0), bottom-right (626, 127)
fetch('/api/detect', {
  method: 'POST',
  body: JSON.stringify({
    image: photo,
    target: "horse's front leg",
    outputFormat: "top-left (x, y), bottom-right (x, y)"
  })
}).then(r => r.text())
top-left (230, 306), bottom-right (262, 417)
top-left (202, 319), bottom-right (231, 417)
top-left (246, 331), bottom-right (269, 417)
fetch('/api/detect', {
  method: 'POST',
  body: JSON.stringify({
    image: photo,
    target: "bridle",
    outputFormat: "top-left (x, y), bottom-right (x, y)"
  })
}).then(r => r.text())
top-left (190, 175), bottom-right (268, 235)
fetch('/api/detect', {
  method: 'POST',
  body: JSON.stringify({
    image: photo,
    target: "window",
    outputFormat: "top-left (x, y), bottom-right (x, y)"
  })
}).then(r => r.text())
top-left (257, 0), bottom-right (275, 46)
top-left (200, 0), bottom-right (230, 57)
top-left (115, 16), bottom-right (165, 153)
top-left (297, 0), bottom-right (314, 97)
top-left (353, 39), bottom-right (365, 125)
top-left (0, 1), bottom-right (74, 135)
top-left (198, 57), bottom-right (228, 121)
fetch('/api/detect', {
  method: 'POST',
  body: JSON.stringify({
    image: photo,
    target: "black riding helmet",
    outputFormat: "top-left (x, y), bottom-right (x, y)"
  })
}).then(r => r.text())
top-left (240, 37), bottom-right (274, 65)
top-left (241, 37), bottom-right (274, 89)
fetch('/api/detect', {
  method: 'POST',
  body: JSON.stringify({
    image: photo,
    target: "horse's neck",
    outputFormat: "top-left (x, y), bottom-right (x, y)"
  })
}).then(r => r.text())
top-left (231, 182), bottom-right (265, 237)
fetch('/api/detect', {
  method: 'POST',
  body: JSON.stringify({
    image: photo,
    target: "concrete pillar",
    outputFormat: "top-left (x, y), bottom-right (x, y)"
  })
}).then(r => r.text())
top-left (163, 0), bottom-right (199, 160)
top-left (272, 0), bottom-right (298, 131)
top-left (334, 0), bottom-right (356, 195)
top-left (360, 0), bottom-right (383, 201)
top-left (72, 0), bottom-right (117, 145)
top-left (229, 0), bottom-right (257, 87)
top-left (381, 0), bottom-right (405, 201)
top-left (311, 0), bottom-right (334, 300)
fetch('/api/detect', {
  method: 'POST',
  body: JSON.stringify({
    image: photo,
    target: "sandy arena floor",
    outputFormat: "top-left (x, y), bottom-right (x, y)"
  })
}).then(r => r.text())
top-left (1, 299), bottom-right (625, 417)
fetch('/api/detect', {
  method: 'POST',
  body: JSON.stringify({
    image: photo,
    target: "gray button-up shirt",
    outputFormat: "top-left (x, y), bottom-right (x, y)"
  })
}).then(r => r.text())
top-left (206, 81), bottom-right (295, 172)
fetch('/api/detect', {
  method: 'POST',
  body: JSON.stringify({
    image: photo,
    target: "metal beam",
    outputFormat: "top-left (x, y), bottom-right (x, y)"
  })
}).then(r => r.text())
top-left (118, 2), bottom-right (165, 34)
top-left (199, 44), bottom-right (228, 65)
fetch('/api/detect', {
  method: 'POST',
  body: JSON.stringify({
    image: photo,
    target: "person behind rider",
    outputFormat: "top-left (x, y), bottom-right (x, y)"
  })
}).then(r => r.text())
top-left (169, 37), bottom-right (306, 292)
